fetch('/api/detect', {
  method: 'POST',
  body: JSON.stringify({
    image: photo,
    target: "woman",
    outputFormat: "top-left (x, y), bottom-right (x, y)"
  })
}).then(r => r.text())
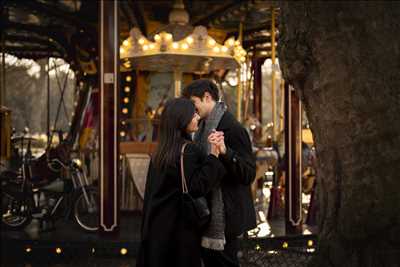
top-left (137, 98), bottom-right (226, 267)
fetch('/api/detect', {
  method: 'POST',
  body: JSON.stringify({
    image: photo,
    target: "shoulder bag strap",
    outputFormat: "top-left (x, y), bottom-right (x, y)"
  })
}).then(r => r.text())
top-left (180, 142), bottom-right (189, 193)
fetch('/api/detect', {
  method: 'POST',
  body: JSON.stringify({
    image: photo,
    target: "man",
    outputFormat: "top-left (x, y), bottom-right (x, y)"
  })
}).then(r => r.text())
top-left (182, 79), bottom-right (257, 267)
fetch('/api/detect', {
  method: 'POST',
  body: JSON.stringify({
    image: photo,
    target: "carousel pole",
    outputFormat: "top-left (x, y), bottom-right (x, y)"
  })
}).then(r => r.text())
top-left (99, 0), bottom-right (120, 234)
top-left (47, 57), bottom-right (50, 145)
top-left (279, 78), bottom-right (285, 134)
top-left (271, 7), bottom-right (277, 141)
top-left (174, 69), bottom-right (182, 97)
top-left (236, 21), bottom-right (243, 122)
top-left (1, 25), bottom-right (5, 107)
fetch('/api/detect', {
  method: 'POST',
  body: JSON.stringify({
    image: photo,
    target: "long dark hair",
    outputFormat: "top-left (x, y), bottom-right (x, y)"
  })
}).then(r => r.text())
top-left (153, 98), bottom-right (195, 170)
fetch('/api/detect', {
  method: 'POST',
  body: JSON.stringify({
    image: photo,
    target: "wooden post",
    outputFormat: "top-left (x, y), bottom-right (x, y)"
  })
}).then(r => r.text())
top-left (284, 84), bottom-right (303, 234)
top-left (99, 0), bottom-right (120, 233)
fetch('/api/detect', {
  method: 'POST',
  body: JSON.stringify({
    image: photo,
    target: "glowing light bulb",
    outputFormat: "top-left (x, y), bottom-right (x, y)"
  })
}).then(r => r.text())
top-left (123, 97), bottom-right (129, 103)
top-left (55, 248), bottom-right (62, 254)
top-left (213, 46), bottom-right (220, 53)
top-left (186, 36), bottom-right (194, 44)
top-left (122, 108), bottom-right (128, 114)
top-left (181, 43), bottom-right (189, 50)
top-left (124, 86), bottom-right (130, 93)
top-left (123, 40), bottom-right (129, 46)
top-left (119, 47), bottom-right (125, 54)
top-left (120, 248), bottom-right (128, 255)
top-left (165, 33), bottom-right (172, 41)
top-left (149, 43), bottom-right (155, 49)
top-left (25, 247), bottom-right (32, 253)
top-left (221, 46), bottom-right (228, 52)
top-left (120, 131), bottom-right (126, 137)
top-left (126, 76), bottom-right (132, 82)
top-left (172, 42), bottom-right (179, 49)
top-left (208, 39), bottom-right (216, 46)
top-left (143, 44), bottom-right (149, 51)
top-left (227, 39), bottom-right (235, 46)
top-left (154, 34), bottom-right (161, 42)
top-left (138, 38), bottom-right (145, 45)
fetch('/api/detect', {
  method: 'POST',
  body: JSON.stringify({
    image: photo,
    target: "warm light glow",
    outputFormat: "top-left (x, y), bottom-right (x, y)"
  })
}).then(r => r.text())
top-left (56, 247), bottom-right (62, 254)
top-left (149, 43), bottom-right (155, 49)
top-left (282, 242), bottom-right (288, 249)
top-left (124, 61), bottom-right (131, 68)
top-left (208, 38), bottom-right (216, 46)
top-left (25, 247), bottom-right (32, 253)
top-left (213, 46), bottom-right (220, 53)
top-left (122, 108), bottom-right (128, 114)
top-left (123, 40), bottom-right (129, 46)
top-left (123, 97), bottom-right (129, 103)
top-left (138, 38), bottom-right (145, 45)
top-left (119, 47), bottom-right (125, 54)
top-left (255, 244), bottom-right (261, 251)
top-left (181, 43), bottom-right (189, 50)
top-left (307, 240), bottom-right (314, 247)
top-left (154, 34), bottom-right (161, 42)
top-left (240, 56), bottom-right (246, 62)
top-left (235, 40), bottom-right (240, 46)
top-left (120, 131), bottom-right (126, 137)
top-left (121, 121), bottom-right (126, 125)
top-left (165, 33), bottom-right (173, 41)
top-left (227, 39), bottom-right (235, 46)
top-left (186, 36), bottom-right (194, 44)
top-left (124, 86), bottom-right (130, 93)
top-left (91, 248), bottom-right (95, 254)
top-left (172, 42), bottom-right (179, 49)
top-left (143, 44), bottom-right (149, 51)
top-left (126, 76), bottom-right (132, 82)
top-left (221, 46), bottom-right (228, 52)
top-left (120, 248), bottom-right (128, 255)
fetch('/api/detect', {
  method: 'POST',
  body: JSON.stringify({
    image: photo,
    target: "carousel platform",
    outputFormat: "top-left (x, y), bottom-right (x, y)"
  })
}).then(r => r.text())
top-left (1, 212), bottom-right (317, 266)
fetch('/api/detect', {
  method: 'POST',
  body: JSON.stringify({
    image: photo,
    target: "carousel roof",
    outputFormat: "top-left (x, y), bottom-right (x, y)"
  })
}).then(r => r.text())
top-left (1, 0), bottom-right (279, 72)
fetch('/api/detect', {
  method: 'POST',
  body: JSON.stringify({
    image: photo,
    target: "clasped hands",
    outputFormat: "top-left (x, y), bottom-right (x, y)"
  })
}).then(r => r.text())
top-left (208, 130), bottom-right (226, 157)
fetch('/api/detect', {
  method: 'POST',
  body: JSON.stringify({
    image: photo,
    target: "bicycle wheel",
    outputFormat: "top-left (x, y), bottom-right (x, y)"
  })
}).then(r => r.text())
top-left (74, 187), bottom-right (99, 231)
top-left (1, 192), bottom-right (32, 229)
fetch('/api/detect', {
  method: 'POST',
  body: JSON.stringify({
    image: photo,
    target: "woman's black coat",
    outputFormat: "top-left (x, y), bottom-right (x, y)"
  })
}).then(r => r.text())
top-left (136, 143), bottom-right (226, 267)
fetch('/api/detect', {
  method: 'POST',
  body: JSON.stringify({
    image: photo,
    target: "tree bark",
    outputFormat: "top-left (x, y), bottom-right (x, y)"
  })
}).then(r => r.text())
top-left (277, 2), bottom-right (400, 266)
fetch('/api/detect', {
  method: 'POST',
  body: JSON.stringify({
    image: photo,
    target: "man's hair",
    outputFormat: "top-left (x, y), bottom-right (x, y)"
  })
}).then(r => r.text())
top-left (182, 79), bottom-right (219, 101)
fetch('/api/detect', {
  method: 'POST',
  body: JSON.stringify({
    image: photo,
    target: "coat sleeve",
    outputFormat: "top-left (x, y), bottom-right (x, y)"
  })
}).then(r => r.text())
top-left (219, 125), bottom-right (256, 185)
top-left (183, 143), bottom-right (226, 198)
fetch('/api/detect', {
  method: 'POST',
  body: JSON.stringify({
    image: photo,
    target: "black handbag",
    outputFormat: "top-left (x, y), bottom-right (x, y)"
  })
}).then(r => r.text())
top-left (180, 143), bottom-right (210, 229)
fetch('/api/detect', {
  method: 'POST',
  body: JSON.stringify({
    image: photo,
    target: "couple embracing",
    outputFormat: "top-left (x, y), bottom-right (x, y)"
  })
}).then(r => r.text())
top-left (137, 79), bottom-right (256, 267)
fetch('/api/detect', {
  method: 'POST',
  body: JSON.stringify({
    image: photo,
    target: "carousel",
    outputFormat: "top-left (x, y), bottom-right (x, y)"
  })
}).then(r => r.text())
top-left (0, 0), bottom-right (317, 263)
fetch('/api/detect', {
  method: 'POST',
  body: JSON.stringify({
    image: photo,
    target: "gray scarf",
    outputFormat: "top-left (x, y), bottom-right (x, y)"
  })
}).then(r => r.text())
top-left (194, 102), bottom-right (226, 251)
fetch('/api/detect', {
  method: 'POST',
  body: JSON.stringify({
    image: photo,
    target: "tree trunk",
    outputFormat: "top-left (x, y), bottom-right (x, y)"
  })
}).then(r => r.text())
top-left (277, 2), bottom-right (400, 266)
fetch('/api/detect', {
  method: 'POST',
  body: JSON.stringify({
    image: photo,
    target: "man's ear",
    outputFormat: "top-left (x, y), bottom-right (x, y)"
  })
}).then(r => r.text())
top-left (203, 92), bottom-right (211, 102)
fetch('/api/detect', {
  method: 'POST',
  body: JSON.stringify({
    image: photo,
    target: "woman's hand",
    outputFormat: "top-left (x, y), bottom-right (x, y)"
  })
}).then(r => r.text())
top-left (210, 142), bottom-right (220, 157)
top-left (208, 130), bottom-right (226, 156)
